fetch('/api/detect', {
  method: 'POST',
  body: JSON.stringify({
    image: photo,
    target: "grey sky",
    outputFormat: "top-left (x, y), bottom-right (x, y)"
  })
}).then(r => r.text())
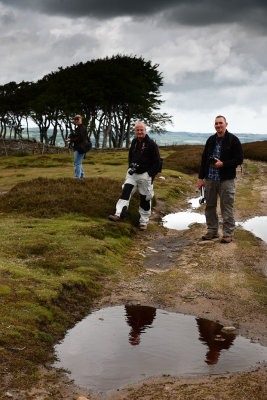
top-left (0, 0), bottom-right (267, 133)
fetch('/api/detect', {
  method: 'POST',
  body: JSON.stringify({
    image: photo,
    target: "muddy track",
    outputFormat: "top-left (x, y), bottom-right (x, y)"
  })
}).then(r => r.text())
top-left (12, 160), bottom-right (267, 400)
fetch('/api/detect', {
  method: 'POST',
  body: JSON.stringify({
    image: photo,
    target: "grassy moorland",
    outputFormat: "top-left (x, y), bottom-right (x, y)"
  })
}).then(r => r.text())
top-left (0, 141), bottom-right (266, 396)
top-left (242, 140), bottom-right (267, 162)
top-left (0, 147), bottom-right (197, 393)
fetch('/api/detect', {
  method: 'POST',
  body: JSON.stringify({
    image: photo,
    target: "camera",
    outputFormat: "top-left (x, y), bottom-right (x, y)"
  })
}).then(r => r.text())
top-left (209, 156), bottom-right (217, 164)
top-left (128, 162), bottom-right (139, 175)
top-left (199, 186), bottom-right (206, 205)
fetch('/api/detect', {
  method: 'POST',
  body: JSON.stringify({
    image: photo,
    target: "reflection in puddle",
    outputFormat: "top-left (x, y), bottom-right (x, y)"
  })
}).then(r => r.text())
top-left (196, 318), bottom-right (235, 365)
top-left (162, 211), bottom-right (205, 230)
top-left (54, 305), bottom-right (267, 392)
top-left (126, 305), bottom-right (156, 346)
top-left (239, 216), bottom-right (267, 243)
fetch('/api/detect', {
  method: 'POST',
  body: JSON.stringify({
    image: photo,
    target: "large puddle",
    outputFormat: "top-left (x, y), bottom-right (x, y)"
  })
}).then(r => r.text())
top-left (54, 305), bottom-right (267, 392)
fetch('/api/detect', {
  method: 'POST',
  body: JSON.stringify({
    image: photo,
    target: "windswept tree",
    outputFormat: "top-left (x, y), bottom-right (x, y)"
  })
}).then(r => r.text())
top-left (1, 55), bottom-right (172, 147)
top-left (0, 81), bottom-right (34, 139)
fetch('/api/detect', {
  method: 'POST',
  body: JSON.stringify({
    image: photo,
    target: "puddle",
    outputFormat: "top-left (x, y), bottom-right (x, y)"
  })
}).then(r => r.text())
top-left (162, 211), bottom-right (205, 230)
top-left (187, 196), bottom-right (202, 209)
top-left (54, 305), bottom-right (267, 392)
top-left (238, 216), bottom-right (267, 243)
top-left (164, 196), bottom-right (267, 243)
top-left (162, 195), bottom-right (205, 230)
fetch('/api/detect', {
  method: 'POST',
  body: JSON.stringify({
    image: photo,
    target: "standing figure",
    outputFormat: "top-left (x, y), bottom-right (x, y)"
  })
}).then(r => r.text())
top-left (109, 122), bottom-right (161, 230)
top-left (197, 115), bottom-right (243, 243)
top-left (66, 115), bottom-right (91, 178)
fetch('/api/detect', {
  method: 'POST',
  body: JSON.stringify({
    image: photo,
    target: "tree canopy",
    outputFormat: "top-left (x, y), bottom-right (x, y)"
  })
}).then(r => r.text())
top-left (0, 55), bottom-right (172, 148)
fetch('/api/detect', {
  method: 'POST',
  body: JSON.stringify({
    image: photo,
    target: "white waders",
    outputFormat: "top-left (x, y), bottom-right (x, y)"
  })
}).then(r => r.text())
top-left (115, 171), bottom-right (154, 226)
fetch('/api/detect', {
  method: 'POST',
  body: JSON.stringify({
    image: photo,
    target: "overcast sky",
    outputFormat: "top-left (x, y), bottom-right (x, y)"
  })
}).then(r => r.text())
top-left (1, 0), bottom-right (267, 133)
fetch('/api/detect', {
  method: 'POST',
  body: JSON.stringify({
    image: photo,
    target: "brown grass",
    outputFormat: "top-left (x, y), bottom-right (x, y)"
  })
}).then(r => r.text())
top-left (163, 145), bottom-right (204, 174)
top-left (0, 177), bottom-right (139, 222)
top-left (242, 140), bottom-right (267, 162)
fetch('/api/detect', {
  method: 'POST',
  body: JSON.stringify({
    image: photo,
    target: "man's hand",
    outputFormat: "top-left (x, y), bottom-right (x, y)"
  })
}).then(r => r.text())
top-left (197, 179), bottom-right (205, 190)
top-left (213, 158), bottom-right (223, 168)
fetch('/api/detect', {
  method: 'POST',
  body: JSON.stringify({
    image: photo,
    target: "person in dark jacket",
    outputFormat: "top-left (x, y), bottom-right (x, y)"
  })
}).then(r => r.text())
top-left (66, 115), bottom-right (89, 178)
top-left (109, 122), bottom-right (161, 230)
top-left (197, 115), bottom-right (243, 243)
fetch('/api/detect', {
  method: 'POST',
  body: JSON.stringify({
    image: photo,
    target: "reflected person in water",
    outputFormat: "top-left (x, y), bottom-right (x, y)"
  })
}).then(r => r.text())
top-left (197, 116), bottom-right (243, 243)
top-left (196, 318), bottom-right (235, 365)
top-left (125, 305), bottom-right (156, 346)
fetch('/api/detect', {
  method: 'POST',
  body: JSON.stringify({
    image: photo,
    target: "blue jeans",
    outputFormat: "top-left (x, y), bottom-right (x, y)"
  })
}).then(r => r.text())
top-left (74, 150), bottom-right (85, 178)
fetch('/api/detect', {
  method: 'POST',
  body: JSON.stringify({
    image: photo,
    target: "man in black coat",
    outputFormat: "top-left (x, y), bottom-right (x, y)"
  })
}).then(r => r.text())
top-left (198, 116), bottom-right (243, 243)
top-left (109, 122), bottom-right (161, 230)
top-left (66, 115), bottom-right (90, 178)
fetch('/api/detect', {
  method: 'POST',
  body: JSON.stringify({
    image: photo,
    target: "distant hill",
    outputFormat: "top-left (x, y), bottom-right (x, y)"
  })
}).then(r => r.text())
top-left (149, 131), bottom-right (267, 146)
top-left (23, 128), bottom-right (267, 147)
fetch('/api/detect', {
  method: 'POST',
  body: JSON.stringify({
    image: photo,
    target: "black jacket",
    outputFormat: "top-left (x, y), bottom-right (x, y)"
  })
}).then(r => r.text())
top-left (129, 134), bottom-right (161, 178)
top-left (69, 124), bottom-right (88, 151)
top-left (198, 130), bottom-right (243, 180)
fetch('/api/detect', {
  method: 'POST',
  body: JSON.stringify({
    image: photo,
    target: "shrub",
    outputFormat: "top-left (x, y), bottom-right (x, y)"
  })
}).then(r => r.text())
top-left (242, 141), bottom-right (267, 162)
top-left (0, 177), bottom-right (139, 222)
top-left (163, 145), bottom-right (204, 174)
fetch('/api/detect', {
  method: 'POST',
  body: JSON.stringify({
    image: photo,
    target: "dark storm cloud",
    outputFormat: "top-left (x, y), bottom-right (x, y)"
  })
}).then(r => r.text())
top-left (1, 0), bottom-right (267, 29)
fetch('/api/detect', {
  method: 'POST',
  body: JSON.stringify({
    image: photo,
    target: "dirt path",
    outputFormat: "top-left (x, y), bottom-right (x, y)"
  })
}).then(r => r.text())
top-left (11, 161), bottom-right (267, 400)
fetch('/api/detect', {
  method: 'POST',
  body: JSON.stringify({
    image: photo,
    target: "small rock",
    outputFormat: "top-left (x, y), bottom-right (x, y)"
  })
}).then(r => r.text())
top-left (214, 335), bottom-right (225, 342)
top-left (159, 176), bottom-right (166, 180)
top-left (221, 326), bottom-right (236, 332)
top-left (5, 393), bottom-right (13, 399)
top-left (77, 397), bottom-right (89, 400)
top-left (98, 318), bottom-right (104, 321)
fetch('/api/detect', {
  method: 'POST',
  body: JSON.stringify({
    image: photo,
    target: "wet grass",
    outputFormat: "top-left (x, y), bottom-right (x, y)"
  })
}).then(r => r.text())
top-left (0, 173), bottom-right (141, 390)
top-left (0, 148), bottom-right (193, 392)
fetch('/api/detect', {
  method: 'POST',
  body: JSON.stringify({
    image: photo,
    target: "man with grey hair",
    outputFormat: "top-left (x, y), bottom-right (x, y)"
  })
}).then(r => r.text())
top-left (198, 115), bottom-right (243, 243)
top-left (109, 122), bottom-right (161, 230)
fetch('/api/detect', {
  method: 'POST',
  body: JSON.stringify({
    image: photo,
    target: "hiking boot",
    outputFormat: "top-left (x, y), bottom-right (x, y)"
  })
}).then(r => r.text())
top-left (139, 224), bottom-right (147, 231)
top-left (202, 233), bottom-right (219, 240)
top-left (221, 236), bottom-right (232, 243)
top-left (108, 215), bottom-right (122, 222)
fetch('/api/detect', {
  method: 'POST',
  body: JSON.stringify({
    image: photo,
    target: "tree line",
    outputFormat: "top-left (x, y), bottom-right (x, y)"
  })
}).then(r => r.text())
top-left (0, 55), bottom-right (172, 148)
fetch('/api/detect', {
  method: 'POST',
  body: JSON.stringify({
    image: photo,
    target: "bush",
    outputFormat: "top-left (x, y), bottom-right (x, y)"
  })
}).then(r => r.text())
top-left (0, 177), bottom-right (139, 222)
top-left (242, 141), bottom-right (267, 162)
top-left (163, 145), bottom-right (204, 174)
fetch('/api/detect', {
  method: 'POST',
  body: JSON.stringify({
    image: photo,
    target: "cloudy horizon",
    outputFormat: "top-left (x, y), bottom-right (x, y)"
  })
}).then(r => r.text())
top-left (1, 0), bottom-right (267, 134)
